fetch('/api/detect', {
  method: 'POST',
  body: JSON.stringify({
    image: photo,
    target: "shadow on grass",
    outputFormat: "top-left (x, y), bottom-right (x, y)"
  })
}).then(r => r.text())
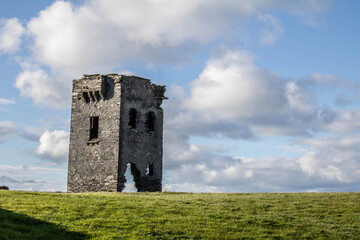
top-left (0, 208), bottom-right (88, 240)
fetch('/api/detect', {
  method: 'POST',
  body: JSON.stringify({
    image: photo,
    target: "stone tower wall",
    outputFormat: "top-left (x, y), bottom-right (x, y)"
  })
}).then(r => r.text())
top-left (68, 74), bottom-right (122, 192)
top-left (117, 76), bottom-right (164, 191)
top-left (67, 74), bottom-right (166, 192)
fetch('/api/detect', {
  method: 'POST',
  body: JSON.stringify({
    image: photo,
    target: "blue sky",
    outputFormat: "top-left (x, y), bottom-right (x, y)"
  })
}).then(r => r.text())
top-left (1, 0), bottom-right (360, 192)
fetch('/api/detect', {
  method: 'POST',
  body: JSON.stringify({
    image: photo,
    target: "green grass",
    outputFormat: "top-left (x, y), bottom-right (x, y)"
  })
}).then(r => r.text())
top-left (0, 191), bottom-right (359, 239)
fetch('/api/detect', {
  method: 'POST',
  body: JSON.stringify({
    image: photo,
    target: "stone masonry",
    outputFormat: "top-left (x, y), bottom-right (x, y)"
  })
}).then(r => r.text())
top-left (67, 74), bottom-right (166, 192)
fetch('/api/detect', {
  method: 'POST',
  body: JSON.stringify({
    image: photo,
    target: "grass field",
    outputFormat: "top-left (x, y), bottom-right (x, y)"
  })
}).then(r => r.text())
top-left (0, 191), bottom-right (359, 239)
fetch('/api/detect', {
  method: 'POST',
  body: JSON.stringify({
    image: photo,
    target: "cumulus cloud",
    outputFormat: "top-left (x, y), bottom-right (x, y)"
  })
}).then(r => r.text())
top-left (26, 0), bottom-right (330, 71)
top-left (319, 109), bottom-right (360, 134)
top-left (27, 1), bottom-right (117, 73)
top-left (0, 18), bottom-right (25, 54)
top-left (164, 144), bottom-right (360, 193)
top-left (163, 82), bottom-right (256, 146)
top-left (180, 49), bottom-right (360, 138)
top-left (15, 62), bottom-right (70, 108)
top-left (36, 130), bottom-right (69, 164)
top-left (161, 48), bottom-right (360, 192)
top-left (187, 50), bottom-right (286, 119)
top-left (0, 121), bottom-right (17, 142)
top-left (10, 0), bottom-right (330, 107)
top-left (164, 134), bottom-right (360, 193)
top-left (184, 49), bottom-right (321, 137)
top-left (297, 135), bottom-right (360, 183)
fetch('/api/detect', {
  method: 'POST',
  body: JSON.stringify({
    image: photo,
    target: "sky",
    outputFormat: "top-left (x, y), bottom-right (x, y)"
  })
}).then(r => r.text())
top-left (0, 0), bottom-right (360, 192)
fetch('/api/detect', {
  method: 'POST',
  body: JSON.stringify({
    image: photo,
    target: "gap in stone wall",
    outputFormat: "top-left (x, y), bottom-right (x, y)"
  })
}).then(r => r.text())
top-left (123, 163), bottom-right (137, 192)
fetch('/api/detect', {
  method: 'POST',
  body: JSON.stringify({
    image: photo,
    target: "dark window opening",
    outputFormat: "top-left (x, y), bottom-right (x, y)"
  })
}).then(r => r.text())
top-left (146, 111), bottom-right (155, 133)
top-left (89, 91), bottom-right (96, 102)
top-left (94, 91), bottom-right (101, 101)
top-left (83, 92), bottom-right (90, 103)
top-left (146, 164), bottom-right (154, 176)
top-left (103, 77), bottom-right (115, 100)
top-left (128, 108), bottom-right (137, 129)
top-left (89, 116), bottom-right (99, 140)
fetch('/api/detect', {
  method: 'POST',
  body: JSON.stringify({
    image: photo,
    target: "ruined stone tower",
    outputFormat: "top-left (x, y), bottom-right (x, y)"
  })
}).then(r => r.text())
top-left (67, 74), bottom-right (166, 192)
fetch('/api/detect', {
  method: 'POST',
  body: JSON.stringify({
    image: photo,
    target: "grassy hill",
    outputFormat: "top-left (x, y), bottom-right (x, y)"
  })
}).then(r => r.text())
top-left (0, 191), bottom-right (359, 239)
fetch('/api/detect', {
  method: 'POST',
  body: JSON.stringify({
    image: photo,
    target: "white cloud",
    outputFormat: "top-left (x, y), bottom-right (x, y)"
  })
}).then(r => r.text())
top-left (187, 50), bottom-right (287, 120)
top-left (0, 98), bottom-right (15, 105)
top-left (181, 49), bottom-right (360, 138)
top-left (36, 130), bottom-right (69, 164)
top-left (317, 109), bottom-right (360, 134)
top-left (7, 0), bottom-right (330, 108)
top-left (0, 175), bottom-right (46, 184)
top-left (89, 0), bottom-right (330, 45)
top-left (257, 14), bottom-right (283, 46)
top-left (307, 73), bottom-right (343, 86)
top-left (297, 135), bottom-right (360, 183)
top-left (0, 164), bottom-right (65, 173)
top-left (0, 175), bottom-right (57, 192)
top-left (297, 152), bottom-right (317, 175)
top-left (286, 81), bottom-right (317, 117)
top-left (184, 49), bottom-right (322, 136)
top-left (279, 0), bottom-right (331, 27)
top-left (27, 1), bottom-right (115, 73)
top-left (15, 62), bottom-right (70, 108)
top-left (28, 0), bottom-right (326, 68)
top-left (0, 18), bottom-right (25, 54)
top-left (161, 48), bottom-right (360, 192)
top-left (164, 137), bottom-right (360, 192)
top-left (0, 98), bottom-right (15, 111)
top-left (0, 165), bottom-right (66, 191)
top-left (165, 182), bottom-right (219, 193)
top-left (122, 182), bottom-right (137, 193)
top-left (27, 0), bottom-right (224, 73)
top-left (0, 121), bottom-right (17, 142)
top-left (20, 126), bottom-right (45, 142)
